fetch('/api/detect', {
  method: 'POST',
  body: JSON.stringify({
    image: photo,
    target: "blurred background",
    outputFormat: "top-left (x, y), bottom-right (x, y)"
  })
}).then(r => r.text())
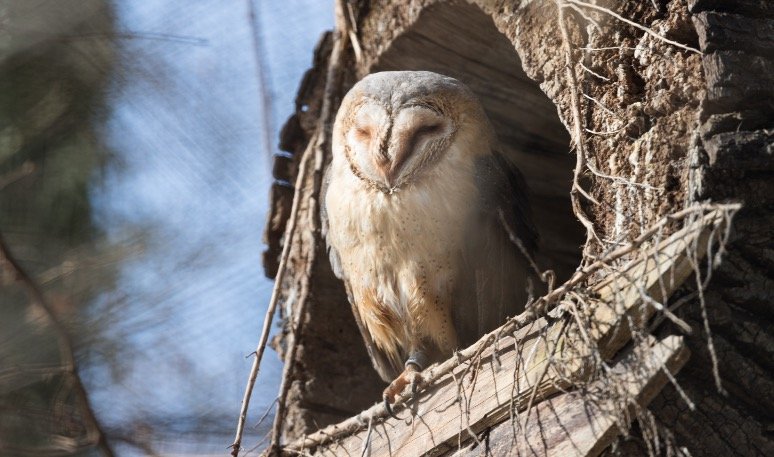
top-left (0, 1), bottom-right (332, 455)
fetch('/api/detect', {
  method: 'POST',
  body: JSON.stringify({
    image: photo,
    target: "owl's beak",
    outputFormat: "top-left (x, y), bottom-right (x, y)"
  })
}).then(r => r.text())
top-left (373, 151), bottom-right (402, 188)
top-left (389, 145), bottom-right (411, 186)
top-left (377, 162), bottom-right (403, 189)
top-left (373, 129), bottom-right (415, 189)
top-left (372, 153), bottom-right (392, 186)
top-left (376, 144), bottom-right (411, 189)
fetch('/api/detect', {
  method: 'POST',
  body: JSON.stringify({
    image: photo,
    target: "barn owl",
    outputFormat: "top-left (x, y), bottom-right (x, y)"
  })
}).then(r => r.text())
top-left (322, 71), bottom-right (537, 412)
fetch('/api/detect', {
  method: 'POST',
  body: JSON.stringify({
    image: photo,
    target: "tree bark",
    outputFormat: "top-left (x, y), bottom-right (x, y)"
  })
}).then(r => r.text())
top-left (263, 0), bottom-right (774, 454)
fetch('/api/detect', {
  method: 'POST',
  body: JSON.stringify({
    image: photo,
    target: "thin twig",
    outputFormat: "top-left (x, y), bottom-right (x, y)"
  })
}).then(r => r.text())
top-left (248, 0), bottom-right (277, 160)
top-left (618, 270), bottom-right (693, 334)
top-left (360, 413), bottom-right (373, 457)
top-left (497, 210), bottom-right (546, 280)
top-left (586, 156), bottom-right (658, 190)
top-left (580, 46), bottom-right (638, 52)
top-left (582, 92), bottom-right (619, 118)
top-left (661, 360), bottom-right (695, 411)
top-left (566, 3), bottom-right (601, 30)
top-left (580, 62), bottom-right (611, 81)
top-left (564, 0), bottom-right (701, 54)
top-left (62, 31), bottom-right (208, 46)
top-left (255, 397), bottom-right (279, 430)
top-left (268, 0), bottom-right (352, 453)
top-left (343, 5), bottom-right (363, 64)
top-left (584, 126), bottom-right (626, 136)
top-left (230, 132), bottom-right (315, 457)
top-left (229, 4), bottom-right (298, 450)
top-left (269, 214), bottom-right (315, 451)
top-left (521, 318), bottom-right (569, 432)
top-left (688, 215), bottom-right (726, 394)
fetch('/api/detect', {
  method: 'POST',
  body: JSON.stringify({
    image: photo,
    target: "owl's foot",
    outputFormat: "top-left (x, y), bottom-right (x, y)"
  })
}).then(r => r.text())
top-left (383, 354), bottom-right (427, 419)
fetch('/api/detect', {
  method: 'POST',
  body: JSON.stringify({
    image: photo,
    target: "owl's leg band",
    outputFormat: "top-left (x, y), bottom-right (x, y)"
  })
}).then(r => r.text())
top-left (383, 352), bottom-right (427, 419)
top-left (405, 351), bottom-right (427, 371)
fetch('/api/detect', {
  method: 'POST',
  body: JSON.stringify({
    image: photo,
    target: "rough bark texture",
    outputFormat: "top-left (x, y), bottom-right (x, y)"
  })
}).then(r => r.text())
top-left (263, 0), bottom-right (773, 454)
top-left (639, 1), bottom-right (774, 455)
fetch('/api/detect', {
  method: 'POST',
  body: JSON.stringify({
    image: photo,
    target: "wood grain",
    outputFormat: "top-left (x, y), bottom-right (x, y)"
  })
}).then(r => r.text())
top-left (453, 336), bottom-right (689, 457)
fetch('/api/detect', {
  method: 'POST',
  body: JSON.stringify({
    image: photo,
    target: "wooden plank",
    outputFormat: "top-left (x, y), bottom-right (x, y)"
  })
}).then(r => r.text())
top-left (287, 209), bottom-right (727, 456)
top-left (304, 317), bottom-right (565, 456)
top-left (591, 210), bottom-right (723, 357)
top-left (453, 336), bottom-right (689, 457)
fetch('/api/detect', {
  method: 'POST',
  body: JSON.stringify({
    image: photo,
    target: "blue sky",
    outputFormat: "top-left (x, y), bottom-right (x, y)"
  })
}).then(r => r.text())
top-left (86, 1), bottom-right (333, 453)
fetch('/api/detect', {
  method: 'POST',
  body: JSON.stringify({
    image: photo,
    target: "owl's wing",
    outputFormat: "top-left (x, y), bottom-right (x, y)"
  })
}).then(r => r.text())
top-left (320, 167), bottom-right (400, 382)
top-left (482, 150), bottom-right (538, 254)
top-left (320, 168), bottom-right (342, 277)
top-left (344, 282), bottom-right (402, 382)
top-left (452, 149), bottom-right (538, 348)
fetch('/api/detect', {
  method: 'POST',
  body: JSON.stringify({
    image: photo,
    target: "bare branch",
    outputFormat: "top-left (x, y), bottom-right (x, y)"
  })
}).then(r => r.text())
top-left (0, 232), bottom-right (115, 456)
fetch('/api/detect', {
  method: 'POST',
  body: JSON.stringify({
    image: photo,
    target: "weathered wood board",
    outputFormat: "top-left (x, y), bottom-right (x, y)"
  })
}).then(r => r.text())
top-left (452, 336), bottom-right (689, 457)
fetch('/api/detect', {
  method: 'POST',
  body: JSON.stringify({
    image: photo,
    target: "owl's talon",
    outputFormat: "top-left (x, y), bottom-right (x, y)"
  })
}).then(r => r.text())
top-left (382, 364), bottom-right (425, 419)
top-left (382, 375), bottom-right (408, 419)
top-left (383, 394), bottom-right (399, 419)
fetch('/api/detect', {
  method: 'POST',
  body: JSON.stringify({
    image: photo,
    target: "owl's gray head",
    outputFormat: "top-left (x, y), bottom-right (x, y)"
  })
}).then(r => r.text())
top-left (333, 71), bottom-right (491, 193)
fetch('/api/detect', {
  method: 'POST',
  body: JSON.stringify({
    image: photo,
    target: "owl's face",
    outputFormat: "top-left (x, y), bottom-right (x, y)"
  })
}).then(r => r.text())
top-left (334, 71), bottom-right (489, 193)
top-left (345, 99), bottom-right (455, 190)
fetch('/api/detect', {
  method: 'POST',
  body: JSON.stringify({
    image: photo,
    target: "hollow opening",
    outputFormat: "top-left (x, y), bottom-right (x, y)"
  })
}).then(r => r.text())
top-left (372, 2), bottom-right (584, 281)
top-left (282, 3), bottom-right (588, 437)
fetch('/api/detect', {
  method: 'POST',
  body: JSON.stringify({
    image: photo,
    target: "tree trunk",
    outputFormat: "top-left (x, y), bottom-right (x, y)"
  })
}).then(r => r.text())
top-left (263, 0), bottom-right (773, 454)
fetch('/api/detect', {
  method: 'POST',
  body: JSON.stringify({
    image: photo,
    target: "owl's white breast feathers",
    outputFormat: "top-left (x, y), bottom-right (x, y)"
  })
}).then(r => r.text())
top-left (325, 130), bottom-right (485, 358)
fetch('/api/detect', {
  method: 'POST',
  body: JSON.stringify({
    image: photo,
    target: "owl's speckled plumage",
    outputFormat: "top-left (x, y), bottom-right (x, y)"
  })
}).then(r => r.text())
top-left (322, 71), bottom-right (537, 386)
